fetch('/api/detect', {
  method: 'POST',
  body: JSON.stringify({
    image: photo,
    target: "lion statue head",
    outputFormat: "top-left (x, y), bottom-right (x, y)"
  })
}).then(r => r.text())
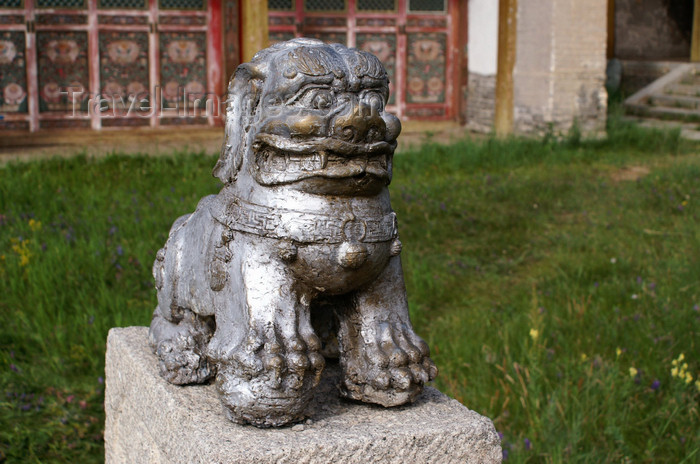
top-left (214, 38), bottom-right (401, 197)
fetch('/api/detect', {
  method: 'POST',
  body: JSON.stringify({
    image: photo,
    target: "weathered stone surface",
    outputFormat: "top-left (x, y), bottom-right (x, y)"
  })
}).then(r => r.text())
top-left (514, 0), bottom-right (608, 136)
top-left (106, 327), bottom-right (502, 464)
top-left (467, 72), bottom-right (496, 133)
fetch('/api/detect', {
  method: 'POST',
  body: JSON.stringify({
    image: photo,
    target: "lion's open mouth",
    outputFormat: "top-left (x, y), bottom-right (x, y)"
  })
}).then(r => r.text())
top-left (252, 133), bottom-right (394, 186)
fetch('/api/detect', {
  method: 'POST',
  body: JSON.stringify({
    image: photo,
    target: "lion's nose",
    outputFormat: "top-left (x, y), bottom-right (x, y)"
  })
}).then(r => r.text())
top-left (332, 98), bottom-right (387, 144)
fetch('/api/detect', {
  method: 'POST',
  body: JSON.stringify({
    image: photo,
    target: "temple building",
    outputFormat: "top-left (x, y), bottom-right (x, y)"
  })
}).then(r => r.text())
top-left (0, 0), bottom-right (614, 135)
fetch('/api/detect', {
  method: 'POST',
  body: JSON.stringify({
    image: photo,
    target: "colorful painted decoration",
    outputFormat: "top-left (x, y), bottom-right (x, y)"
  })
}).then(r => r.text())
top-left (1, 32), bottom-right (28, 113)
top-left (99, 31), bottom-right (150, 113)
top-left (159, 32), bottom-right (207, 109)
top-left (269, 31), bottom-right (295, 45)
top-left (37, 31), bottom-right (89, 112)
top-left (406, 32), bottom-right (446, 104)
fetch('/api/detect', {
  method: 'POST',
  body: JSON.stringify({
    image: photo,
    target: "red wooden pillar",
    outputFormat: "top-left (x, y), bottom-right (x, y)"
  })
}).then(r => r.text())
top-left (208, 0), bottom-right (223, 125)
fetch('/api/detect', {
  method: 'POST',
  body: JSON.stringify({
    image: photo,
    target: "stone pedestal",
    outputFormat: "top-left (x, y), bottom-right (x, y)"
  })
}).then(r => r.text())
top-left (105, 327), bottom-right (502, 464)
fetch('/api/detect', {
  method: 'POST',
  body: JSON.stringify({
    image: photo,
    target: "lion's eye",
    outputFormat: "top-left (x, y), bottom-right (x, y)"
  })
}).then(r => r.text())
top-left (296, 88), bottom-right (334, 110)
top-left (364, 91), bottom-right (384, 112)
top-left (312, 91), bottom-right (333, 109)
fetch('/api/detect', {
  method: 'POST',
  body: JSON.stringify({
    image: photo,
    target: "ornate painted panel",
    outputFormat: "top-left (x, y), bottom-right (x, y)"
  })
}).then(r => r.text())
top-left (158, 15), bottom-right (207, 26)
top-left (36, 31), bottom-right (90, 113)
top-left (99, 31), bottom-right (150, 114)
top-left (0, 31), bottom-right (28, 114)
top-left (269, 16), bottom-right (295, 27)
top-left (102, 117), bottom-right (150, 127)
top-left (0, 120), bottom-right (30, 130)
top-left (305, 31), bottom-right (347, 46)
top-left (159, 116), bottom-right (207, 125)
top-left (36, 14), bottom-right (88, 25)
top-left (40, 119), bottom-right (91, 129)
top-left (159, 31), bottom-right (207, 110)
top-left (98, 15), bottom-right (148, 25)
top-left (405, 32), bottom-right (446, 104)
top-left (356, 17), bottom-right (396, 27)
top-left (303, 16), bottom-right (345, 28)
top-left (406, 17), bottom-right (446, 28)
top-left (0, 15), bottom-right (27, 25)
top-left (269, 31), bottom-right (296, 45)
top-left (356, 33), bottom-right (396, 105)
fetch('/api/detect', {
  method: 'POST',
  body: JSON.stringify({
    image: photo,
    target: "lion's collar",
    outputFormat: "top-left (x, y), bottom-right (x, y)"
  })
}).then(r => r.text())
top-left (211, 196), bottom-right (397, 245)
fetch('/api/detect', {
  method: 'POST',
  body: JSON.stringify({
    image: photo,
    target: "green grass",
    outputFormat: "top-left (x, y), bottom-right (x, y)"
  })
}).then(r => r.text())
top-left (1, 118), bottom-right (699, 462)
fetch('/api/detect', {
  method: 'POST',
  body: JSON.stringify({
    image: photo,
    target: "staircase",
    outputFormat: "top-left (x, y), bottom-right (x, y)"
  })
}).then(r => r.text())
top-left (624, 64), bottom-right (700, 139)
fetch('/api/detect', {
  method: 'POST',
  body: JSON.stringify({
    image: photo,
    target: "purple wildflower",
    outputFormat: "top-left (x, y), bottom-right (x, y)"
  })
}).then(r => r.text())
top-left (10, 364), bottom-right (19, 373)
top-left (649, 282), bottom-right (656, 290)
top-left (651, 379), bottom-right (660, 391)
top-left (116, 245), bottom-right (123, 256)
top-left (636, 276), bottom-right (642, 285)
top-left (98, 376), bottom-right (104, 384)
top-left (524, 438), bottom-right (531, 450)
top-left (109, 226), bottom-right (118, 236)
top-left (502, 449), bottom-right (509, 460)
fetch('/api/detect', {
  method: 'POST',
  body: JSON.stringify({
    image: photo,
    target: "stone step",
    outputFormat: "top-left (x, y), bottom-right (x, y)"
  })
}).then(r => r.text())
top-left (678, 73), bottom-right (700, 86)
top-left (625, 103), bottom-right (700, 122)
top-left (663, 83), bottom-right (700, 97)
top-left (624, 64), bottom-right (700, 127)
top-left (649, 93), bottom-right (700, 110)
top-left (622, 115), bottom-right (700, 141)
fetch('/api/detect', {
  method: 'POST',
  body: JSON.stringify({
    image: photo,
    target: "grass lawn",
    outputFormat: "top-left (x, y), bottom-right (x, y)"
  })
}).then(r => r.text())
top-left (1, 117), bottom-right (699, 463)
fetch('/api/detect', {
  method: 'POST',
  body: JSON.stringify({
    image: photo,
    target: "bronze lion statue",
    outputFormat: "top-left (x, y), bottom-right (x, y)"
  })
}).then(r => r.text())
top-left (149, 38), bottom-right (437, 427)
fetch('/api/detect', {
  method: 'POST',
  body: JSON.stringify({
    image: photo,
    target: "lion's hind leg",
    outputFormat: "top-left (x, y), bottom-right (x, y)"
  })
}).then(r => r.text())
top-left (149, 308), bottom-right (216, 385)
top-left (148, 196), bottom-right (220, 385)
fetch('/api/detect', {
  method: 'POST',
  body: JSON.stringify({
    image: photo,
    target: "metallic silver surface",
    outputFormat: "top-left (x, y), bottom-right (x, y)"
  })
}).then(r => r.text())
top-left (149, 38), bottom-right (437, 428)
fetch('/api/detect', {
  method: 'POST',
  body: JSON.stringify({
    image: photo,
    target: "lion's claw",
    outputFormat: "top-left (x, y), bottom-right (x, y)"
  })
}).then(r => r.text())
top-left (339, 320), bottom-right (435, 407)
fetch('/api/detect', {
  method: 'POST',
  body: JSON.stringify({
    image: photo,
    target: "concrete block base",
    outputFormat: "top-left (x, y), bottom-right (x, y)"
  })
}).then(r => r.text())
top-left (105, 327), bottom-right (502, 463)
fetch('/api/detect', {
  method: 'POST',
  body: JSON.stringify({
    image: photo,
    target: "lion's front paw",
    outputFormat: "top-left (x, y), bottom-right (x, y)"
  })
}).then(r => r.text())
top-left (339, 321), bottom-right (437, 407)
top-left (209, 325), bottom-right (325, 426)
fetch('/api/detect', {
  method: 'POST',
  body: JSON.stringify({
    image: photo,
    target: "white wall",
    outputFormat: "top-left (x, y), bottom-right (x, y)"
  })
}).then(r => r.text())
top-left (468, 0), bottom-right (499, 76)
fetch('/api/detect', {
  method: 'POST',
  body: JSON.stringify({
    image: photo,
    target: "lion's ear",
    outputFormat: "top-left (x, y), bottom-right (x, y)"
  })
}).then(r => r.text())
top-left (213, 64), bottom-right (263, 184)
